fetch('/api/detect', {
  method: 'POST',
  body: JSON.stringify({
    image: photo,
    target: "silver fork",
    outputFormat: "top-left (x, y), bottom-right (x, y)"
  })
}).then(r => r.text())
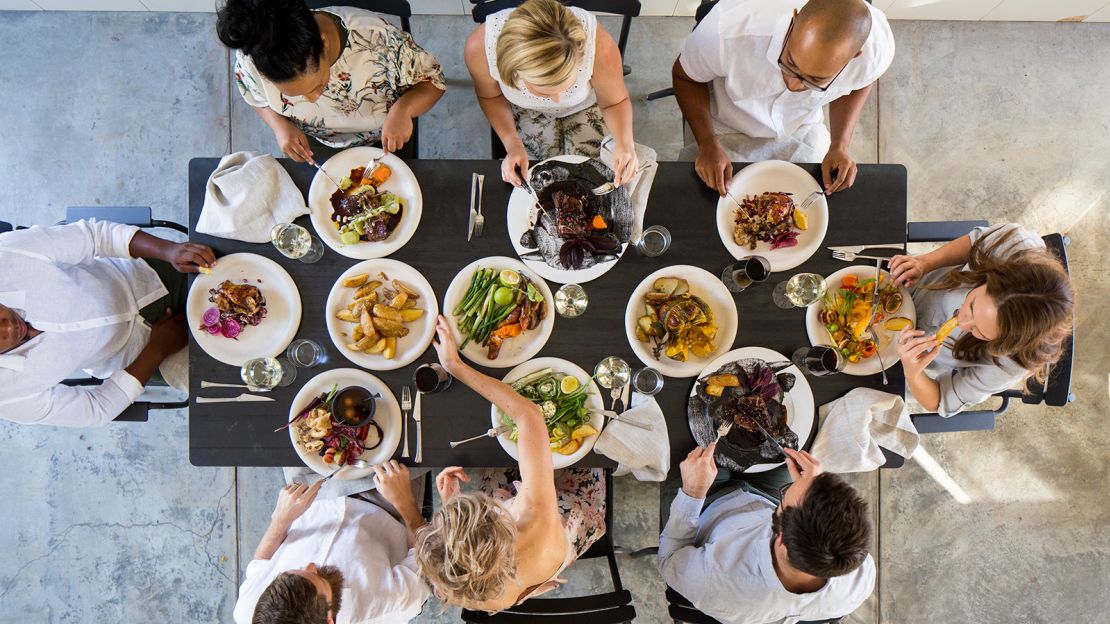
top-left (831, 250), bottom-right (894, 263)
top-left (714, 420), bottom-right (733, 444)
top-left (365, 153), bottom-right (384, 176)
top-left (591, 162), bottom-right (651, 196)
top-left (474, 174), bottom-right (486, 237)
top-left (450, 425), bottom-right (512, 448)
top-left (797, 190), bottom-right (825, 213)
top-left (401, 386), bottom-right (412, 459)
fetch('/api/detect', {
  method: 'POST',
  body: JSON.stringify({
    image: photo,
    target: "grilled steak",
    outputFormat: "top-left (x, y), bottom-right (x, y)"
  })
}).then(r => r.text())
top-left (553, 190), bottom-right (590, 238)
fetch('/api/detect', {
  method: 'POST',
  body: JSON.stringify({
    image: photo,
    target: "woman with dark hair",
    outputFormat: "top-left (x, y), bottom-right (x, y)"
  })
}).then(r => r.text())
top-left (889, 223), bottom-right (1075, 416)
top-left (217, 0), bottom-right (445, 161)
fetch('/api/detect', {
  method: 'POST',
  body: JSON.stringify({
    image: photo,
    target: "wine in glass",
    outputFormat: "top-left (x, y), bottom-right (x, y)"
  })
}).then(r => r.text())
top-left (791, 346), bottom-right (845, 377)
top-left (773, 273), bottom-right (827, 309)
top-left (240, 356), bottom-right (296, 391)
top-left (593, 356), bottom-right (631, 391)
top-left (721, 256), bottom-right (770, 293)
top-left (271, 223), bottom-right (324, 263)
top-left (554, 283), bottom-right (588, 318)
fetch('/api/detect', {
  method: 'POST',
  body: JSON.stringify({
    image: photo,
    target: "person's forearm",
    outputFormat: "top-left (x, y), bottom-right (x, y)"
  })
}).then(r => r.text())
top-left (599, 96), bottom-right (634, 148)
top-left (672, 61), bottom-right (718, 148)
top-left (828, 84), bottom-right (872, 150)
top-left (392, 80), bottom-right (445, 120)
top-left (395, 499), bottom-right (426, 542)
top-left (906, 371), bottom-right (941, 412)
top-left (253, 105), bottom-right (291, 132)
top-left (124, 341), bottom-right (169, 386)
top-left (253, 520), bottom-right (290, 561)
top-left (918, 234), bottom-right (973, 271)
top-left (477, 93), bottom-right (525, 152)
top-left (127, 231), bottom-right (175, 262)
top-left (451, 363), bottom-right (544, 425)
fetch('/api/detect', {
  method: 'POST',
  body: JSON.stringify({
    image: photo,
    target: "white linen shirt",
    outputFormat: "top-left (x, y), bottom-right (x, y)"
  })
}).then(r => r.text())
top-left (234, 497), bottom-right (429, 624)
top-left (658, 489), bottom-right (875, 624)
top-left (912, 223), bottom-right (1046, 416)
top-left (679, 0), bottom-right (895, 139)
top-left (0, 220), bottom-right (164, 427)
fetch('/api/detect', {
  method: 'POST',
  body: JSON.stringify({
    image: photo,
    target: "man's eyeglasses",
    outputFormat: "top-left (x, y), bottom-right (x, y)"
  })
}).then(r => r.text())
top-left (777, 16), bottom-right (849, 92)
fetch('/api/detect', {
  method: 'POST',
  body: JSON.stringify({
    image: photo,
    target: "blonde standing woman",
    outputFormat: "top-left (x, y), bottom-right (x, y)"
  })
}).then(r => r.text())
top-left (464, 0), bottom-right (639, 187)
top-left (415, 316), bottom-right (606, 612)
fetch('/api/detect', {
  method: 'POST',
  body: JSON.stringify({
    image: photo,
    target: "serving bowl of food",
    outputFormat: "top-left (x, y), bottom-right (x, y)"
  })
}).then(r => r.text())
top-left (307, 146), bottom-right (422, 259)
top-left (625, 266), bottom-right (738, 378)
top-left (491, 357), bottom-right (605, 469)
top-left (687, 346), bottom-right (815, 473)
top-left (507, 156), bottom-right (633, 284)
top-left (804, 265), bottom-right (917, 376)
top-left (186, 252), bottom-right (302, 366)
top-left (716, 160), bottom-right (829, 271)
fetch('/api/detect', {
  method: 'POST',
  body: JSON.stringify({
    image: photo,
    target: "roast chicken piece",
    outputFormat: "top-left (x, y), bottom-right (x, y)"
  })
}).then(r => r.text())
top-left (214, 281), bottom-right (262, 316)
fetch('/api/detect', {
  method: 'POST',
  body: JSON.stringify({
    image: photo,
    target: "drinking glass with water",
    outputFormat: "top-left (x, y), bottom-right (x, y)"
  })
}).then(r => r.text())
top-left (631, 367), bottom-right (664, 396)
top-left (721, 256), bottom-right (770, 293)
top-left (271, 223), bottom-right (324, 263)
top-left (240, 356), bottom-right (297, 391)
top-left (634, 225), bottom-right (671, 257)
top-left (286, 339), bottom-right (327, 367)
top-left (773, 273), bottom-right (827, 309)
top-left (791, 345), bottom-right (845, 377)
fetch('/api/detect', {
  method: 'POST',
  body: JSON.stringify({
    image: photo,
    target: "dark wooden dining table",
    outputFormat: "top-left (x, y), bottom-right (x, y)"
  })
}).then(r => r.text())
top-left (187, 157), bottom-right (907, 470)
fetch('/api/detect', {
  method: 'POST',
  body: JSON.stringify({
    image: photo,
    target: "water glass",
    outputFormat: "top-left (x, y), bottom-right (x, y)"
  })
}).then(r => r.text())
top-left (413, 363), bottom-right (452, 395)
top-left (270, 222), bottom-right (324, 263)
top-left (631, 367), bottom-right (664, 396)
top-left (791, 345), bottom-right (846, 377)
top-left (286, 338), bottom-right (327, 368)
top-left (773, 273), bottom-right (828, 309)
top-left (634, 225), bottom-right (672, 257)
top-left (721, 256), bottom-right (771, 293)
top-left (240, 356), bottom-right (296, 391)
top-left (554, 283), bottom-right (588, 318)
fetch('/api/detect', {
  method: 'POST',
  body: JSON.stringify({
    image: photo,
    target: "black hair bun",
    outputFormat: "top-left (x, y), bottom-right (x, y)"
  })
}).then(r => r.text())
top-left (217, 0), bottom-right (278, 52)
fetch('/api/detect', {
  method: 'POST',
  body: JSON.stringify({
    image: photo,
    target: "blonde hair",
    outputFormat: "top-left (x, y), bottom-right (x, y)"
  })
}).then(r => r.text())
top-left (496, 0), bottom-right (586, 88)
top-left (414, 492), bottom-right (518, 606)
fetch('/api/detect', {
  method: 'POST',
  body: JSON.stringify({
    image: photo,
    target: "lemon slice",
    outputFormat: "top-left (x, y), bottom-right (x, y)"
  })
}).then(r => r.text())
top-left (793, 208), bottom-right (808, 230)
top-left (559, 375), bottom-right (580, 394)
top-left (499, 269), bottom-right (521, 286)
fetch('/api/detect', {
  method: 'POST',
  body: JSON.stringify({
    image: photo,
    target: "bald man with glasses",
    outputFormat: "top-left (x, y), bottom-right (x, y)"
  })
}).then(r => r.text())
top-left (673, 0), bottom-right (894, 195)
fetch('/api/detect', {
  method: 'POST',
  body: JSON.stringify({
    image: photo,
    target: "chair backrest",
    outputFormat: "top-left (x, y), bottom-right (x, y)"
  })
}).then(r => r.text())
top-left (1024, 232), bottom-right (1074, 407)
top-left (304, 0), bottom-right (412, 32)
top-left (461, 470), bottom-right (633, 623)
top-left (470, 0), bottom-right (641, 59)
top-left (695, 0), bottom-right (718, 24)
top-left (0, 221), bottom-right (13, 234)
top-left (666, 587), bottom-right (843, 624)
top-left (64, 206), bottom-right (188, 235)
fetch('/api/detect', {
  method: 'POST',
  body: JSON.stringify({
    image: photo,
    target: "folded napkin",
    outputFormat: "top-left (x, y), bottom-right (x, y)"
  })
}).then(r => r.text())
top-left (600, 137), bottom-right (659, 242)
top-left (197, 151), bottom-right (308, 243)
top-left (283, 465), bottom-right (430, 501)
top-left (593, 392), bottom-right (670, 481)
top-left (810, 388), bottom-right (920, 473)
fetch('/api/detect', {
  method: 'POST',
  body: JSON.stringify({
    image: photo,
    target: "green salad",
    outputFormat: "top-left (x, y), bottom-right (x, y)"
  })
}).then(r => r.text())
top-left (498, 367), bottom-right (597, 455)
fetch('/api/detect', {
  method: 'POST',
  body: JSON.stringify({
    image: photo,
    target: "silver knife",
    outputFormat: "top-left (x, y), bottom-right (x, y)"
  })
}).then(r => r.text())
top-left (864, 257), bottom-right (890, 385)
top-left (201, 381), bottom-right (251, 389)
top-left (752, 421), bottom-right (787, 458)
top-left (196, 393), bottom-right (275, 403)
top-left (831, 253), bottom-right (895, 263)
top-left (413, 391), bottom-right (423, 463)
top-left (467, 173), bottom-right (478, 241)
top-left (594, 410), bottom-right (653, 431)
top-left (826, 243), bottom-right (905, 254)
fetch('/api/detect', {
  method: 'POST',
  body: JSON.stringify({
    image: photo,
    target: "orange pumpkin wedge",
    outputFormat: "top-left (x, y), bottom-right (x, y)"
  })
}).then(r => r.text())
top-left (936, 317), bottom-right (959, 345)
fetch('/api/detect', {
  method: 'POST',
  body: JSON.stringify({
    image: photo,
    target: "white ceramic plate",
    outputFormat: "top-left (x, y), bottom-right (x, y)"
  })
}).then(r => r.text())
top-left (804, 265), bottom-right (917, 376)
top-left (325, 259), bottom-right (438, 371)
top-left (491, 357), bottom-right (605, 469)
top-left (506, 155), bottom-right (628, 284)
top-left (186, 252), bottom-right (302, 367)
top-left (716, 160), bottom-right (829, 271)
top-left (692, 346), bottom-right (815, 473)
top-left (443, 256), bottom-right (555, 369)
top-left (288, 368), bottom-right (401, 480)
top-left (307, 146), bottom-right (423, 259)
top-left (624, 265), bottom-right (739, 378)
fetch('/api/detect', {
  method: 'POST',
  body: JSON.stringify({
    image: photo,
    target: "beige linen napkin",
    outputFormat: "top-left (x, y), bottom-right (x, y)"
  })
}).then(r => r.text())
top-left (593, 393), bottom-right (670, 481)
top-left (810, 388), bottom-right (920, 473)
top-left (197, 151), bottom-right (308, 243)
top-left (600, 137), bottom-right (659, 241)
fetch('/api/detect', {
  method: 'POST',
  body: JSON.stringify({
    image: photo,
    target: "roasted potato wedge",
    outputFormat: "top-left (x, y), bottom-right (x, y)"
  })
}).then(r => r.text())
top-left (363, 338), bottom-right (387, 354)
top-left (392, 279), bottom-right (420, 299)
top-left (335, 310), bottom-right (359, 323)
top-left (360, 308), bottom-right (379, 341)
top-left (399, 308), bottom-right (425, 322)
top-left (653, 277), bottom-right (680, 296)
top-left (388, 291), bottom-right (409, 308)
top-left (706, 374), bottom-right (740, 387)
top-left (383, 337), bottom-right (397, 359)
top-left (342, 273), bottom-right (370, 288)
top-left (352, 325), bottom-right (364, 341)
top-left (353, 281), bottom-right (381, 300)
top-left (371, 317), bottom-right (410, 338)
top-left (705, 384), bottom-right (724, 397)
top-left (372, 304), bottom-right (403, 322)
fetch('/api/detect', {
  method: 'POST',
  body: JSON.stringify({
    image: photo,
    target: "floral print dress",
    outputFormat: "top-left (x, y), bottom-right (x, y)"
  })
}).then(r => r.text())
top-left (233, 7), bottom-right (446, 148)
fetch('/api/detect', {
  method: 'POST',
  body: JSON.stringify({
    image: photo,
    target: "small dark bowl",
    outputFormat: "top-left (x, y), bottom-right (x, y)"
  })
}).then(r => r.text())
top-left (333, 386), bottom-right (377, 427)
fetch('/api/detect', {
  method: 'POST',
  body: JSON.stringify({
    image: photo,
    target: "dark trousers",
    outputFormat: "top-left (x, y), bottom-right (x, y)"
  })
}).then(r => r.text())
top-left (138, 258), bottom-right (188, 323)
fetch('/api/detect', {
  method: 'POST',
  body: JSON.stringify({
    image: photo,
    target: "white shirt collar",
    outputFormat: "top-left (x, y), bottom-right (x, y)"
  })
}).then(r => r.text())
top-left (764, 12), bottom-right (793, 70)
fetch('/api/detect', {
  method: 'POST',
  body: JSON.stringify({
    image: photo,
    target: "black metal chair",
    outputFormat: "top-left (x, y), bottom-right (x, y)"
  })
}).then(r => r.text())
top-left (461, 469), bottom-right (636, 623)
top-left (51, 206), bottom-right (192, 422)
top-left (304, 0), bottom-right (420, 158)
top-left (470, 0), bottom-right (642, 158)
top-left (666, 587), bottom-right (842, 624)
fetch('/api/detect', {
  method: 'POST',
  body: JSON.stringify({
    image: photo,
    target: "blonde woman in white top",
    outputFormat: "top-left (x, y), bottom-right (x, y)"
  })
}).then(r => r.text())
top-left (464, 0), bottom-right (638, 187)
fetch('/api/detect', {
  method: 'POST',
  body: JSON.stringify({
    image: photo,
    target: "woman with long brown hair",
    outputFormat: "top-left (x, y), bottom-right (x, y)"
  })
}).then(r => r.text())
top-left (888, 224), bottom-right (1074, 416)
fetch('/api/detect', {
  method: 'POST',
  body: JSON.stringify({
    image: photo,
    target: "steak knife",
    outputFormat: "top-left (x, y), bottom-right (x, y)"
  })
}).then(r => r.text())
top-left (826, 243), bottom-right (905, 254)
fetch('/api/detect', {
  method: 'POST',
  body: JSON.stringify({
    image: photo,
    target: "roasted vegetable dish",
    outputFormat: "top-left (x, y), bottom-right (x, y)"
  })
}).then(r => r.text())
top-left (634, 277), bottom-right (719, 363)
top-left (499, 368), bottom-right (598, 456)
top-left (329, 164), bottom-right (403, 244)
top-left (732, 191), bottom-right (807, 251)
top-left (817, 273), bottom-right (910, 363)
top-left (454, 268), bottom-right (547, 360)
top-left (333, 271), bottom-right (425, 360)
top-left (200, 280), bottom-right (267, 339)
top-left (693, 359), bottom-right (798, 456)
top-left (285, 384), bottom-right (383, 467)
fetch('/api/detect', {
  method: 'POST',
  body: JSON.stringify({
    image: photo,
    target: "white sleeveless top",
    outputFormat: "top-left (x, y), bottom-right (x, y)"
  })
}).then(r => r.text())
top-left (484, 6), bottom-right (598, 117)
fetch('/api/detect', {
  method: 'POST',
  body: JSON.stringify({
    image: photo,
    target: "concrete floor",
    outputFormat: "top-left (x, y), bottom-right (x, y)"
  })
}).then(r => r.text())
top-left (0, 11), bottom-right (1106, 624)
